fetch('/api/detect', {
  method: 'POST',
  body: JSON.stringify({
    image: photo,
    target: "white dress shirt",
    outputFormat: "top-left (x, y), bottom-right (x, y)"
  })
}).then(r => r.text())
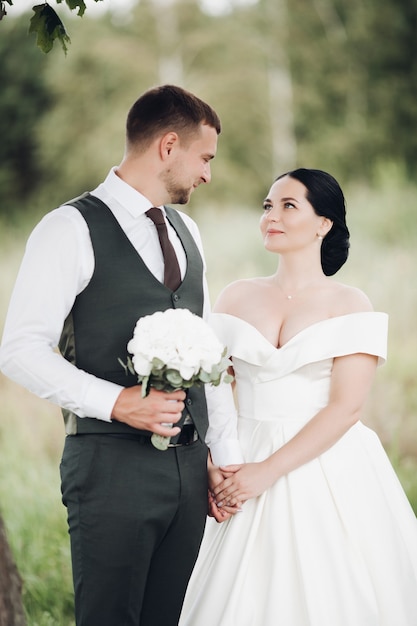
top-left (0, 168), bottom-right (243, 465)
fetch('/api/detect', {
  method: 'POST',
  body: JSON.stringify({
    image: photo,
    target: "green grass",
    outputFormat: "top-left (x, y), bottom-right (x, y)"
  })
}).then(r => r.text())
top-left (0, 179), bottom-right (416, 623)
top-left (0, 380), bottom-right (74, 625)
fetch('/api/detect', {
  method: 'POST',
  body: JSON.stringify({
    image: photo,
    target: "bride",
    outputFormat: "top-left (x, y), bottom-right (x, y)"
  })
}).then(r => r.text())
top-left (180, 168), bottom-right (417, 626)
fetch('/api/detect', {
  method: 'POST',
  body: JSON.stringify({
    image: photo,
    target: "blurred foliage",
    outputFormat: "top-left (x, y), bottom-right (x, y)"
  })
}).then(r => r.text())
top-left (0, 15), bottom-right (51, 223)
top-left (0, 0), bottom-right (416, 232)
top-left (0, 380), bottom-right (74, 625)
top-left (289, 0), bottom-right (417, 180)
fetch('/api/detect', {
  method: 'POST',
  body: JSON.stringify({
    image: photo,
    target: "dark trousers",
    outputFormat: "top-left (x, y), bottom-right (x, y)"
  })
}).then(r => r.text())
top-left (60, 433), bottom-right (208, 626)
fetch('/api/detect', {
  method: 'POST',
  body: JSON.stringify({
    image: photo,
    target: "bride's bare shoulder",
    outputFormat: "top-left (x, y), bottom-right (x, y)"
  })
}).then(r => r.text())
top-left (213, 277), bottom-right (267, 313)
top-left (329, 281), bottom-right (374, 314)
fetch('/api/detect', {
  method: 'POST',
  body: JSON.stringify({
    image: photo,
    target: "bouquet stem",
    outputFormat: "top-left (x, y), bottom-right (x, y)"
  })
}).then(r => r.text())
top-left (151, 424), bottom-right (173, 450)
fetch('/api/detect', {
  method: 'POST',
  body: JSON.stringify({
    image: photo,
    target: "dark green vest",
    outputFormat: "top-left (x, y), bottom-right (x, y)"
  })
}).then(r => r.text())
top-left (59, 193), bottom-right (208, 439)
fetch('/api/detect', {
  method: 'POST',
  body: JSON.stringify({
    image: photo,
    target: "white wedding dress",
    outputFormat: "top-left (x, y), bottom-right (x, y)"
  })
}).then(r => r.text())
top-left (180, 312), bottom-right (417, 626)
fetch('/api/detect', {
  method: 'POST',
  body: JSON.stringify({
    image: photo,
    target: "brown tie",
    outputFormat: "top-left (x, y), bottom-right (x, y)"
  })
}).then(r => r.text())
top-left (146, 207), bottom-right (181, 291)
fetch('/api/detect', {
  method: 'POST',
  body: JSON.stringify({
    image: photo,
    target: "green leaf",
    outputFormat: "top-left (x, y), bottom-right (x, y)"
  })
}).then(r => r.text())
top-left (0, 1), bottom-right (12, 21)
top-left (117, 357), bottom-right (129, 375)
top-left (198, 370), bottom-right (212, 383)
top-left (164, 370), bottom-right (183, 387)
top-left (29, 4), bottom-right (71, 54)
top-left (117, 356), bottom-right (136, 376)
top-left (208, 364), bottom-right (221, 380)
top-left (150, 379), bottom-right (167, 391)
top-left (57, 0), bottom-right (104, 18)
top-left (151, 357), bottom-right (165, 371)
top-left (180, 379), bottom-right (196, 389)
top-left (60, 0), bottom-right (87, 18)
top-left (140, 376), bottom-right (150, 398)
top-left (126, 356), bottom-right (136, 376)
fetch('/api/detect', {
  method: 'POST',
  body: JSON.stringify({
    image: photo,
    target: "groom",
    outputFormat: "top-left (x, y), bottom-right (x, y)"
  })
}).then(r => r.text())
top-left (0, 84), bottom-right (243, 626)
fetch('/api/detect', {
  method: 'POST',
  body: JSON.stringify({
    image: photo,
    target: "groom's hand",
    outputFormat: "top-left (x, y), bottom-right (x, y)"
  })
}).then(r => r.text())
top-left (111, 385), bottom-right (184, 436)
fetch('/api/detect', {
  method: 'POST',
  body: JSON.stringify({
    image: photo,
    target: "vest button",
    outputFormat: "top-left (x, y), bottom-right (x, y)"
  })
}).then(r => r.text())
top-left (173, 294), bottom-right (179, 301)
top-left (186, 398), bottom-right (192, 405)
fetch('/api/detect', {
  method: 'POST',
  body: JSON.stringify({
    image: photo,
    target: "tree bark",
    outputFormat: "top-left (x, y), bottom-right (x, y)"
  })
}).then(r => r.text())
top-left (260, 0), bottom-right (297, 177)
top-left (152, 0), bottom-right (184, 85)
top-left (0, 515), bottom-right (26, 626)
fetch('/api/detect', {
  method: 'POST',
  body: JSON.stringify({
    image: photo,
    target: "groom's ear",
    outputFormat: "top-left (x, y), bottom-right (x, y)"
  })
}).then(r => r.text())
top-left (160, 132), bottom-right (180, 160)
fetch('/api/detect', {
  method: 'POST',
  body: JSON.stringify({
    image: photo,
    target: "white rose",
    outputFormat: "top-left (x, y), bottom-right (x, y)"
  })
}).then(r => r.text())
top-left (131, 352), bottom-right (152, 376)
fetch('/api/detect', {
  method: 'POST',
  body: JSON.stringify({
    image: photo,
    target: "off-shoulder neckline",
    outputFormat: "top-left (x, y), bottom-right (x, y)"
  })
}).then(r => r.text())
top-left (211, 311), bottom-right (386, 351)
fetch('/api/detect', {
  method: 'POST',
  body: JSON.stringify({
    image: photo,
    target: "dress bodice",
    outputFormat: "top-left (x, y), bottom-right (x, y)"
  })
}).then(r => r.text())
top-left (210, 312), bottom-right (388, 424)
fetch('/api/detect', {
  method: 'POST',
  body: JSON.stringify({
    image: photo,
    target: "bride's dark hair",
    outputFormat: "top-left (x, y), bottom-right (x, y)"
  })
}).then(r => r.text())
top-left (275, 168), bottom-right (350, 276)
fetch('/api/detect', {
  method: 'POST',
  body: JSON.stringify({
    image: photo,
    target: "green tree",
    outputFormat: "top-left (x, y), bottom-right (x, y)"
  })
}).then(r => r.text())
top-left (0, 16), bottom-right (51, 221)
top-left (1, 0), bottom-right (417, 219)
top-left (286, 0), bottom-right (417, 181)
top-left (361, 0), bottom-right (417, 176)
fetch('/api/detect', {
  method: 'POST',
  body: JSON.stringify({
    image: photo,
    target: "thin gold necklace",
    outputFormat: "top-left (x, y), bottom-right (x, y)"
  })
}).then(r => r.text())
top-left (280, 287), bottom-right (295, 300)
top-left (276, 280), bottom-right (318, 300)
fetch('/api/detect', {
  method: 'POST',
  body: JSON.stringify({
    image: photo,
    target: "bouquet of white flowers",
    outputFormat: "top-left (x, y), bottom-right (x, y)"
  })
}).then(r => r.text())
top-left (119, 308), bottom-right (233, 450)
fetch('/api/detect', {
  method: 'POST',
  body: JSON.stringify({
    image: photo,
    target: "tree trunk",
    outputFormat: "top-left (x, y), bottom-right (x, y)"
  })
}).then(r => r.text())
top-left (152, 0), bottom-right (184, 85)
top-left (265, 0), bottom-right (297, 176)
top-left (0, 515), bottom-right (26, 626)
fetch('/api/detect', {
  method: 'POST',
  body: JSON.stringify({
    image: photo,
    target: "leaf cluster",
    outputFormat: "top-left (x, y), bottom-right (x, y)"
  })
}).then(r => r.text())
top-left (3, 0), bottom-right (104, 53)
top-left (119, 353), bottom-right (233, 399)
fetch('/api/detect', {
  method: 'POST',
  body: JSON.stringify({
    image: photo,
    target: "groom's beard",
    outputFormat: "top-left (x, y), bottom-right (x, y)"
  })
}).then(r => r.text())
top-left (160, 169), bottom-right (193, 205)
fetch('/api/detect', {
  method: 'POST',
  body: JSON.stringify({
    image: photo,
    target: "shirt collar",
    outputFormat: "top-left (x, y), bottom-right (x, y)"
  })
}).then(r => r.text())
top-left (101, 167), bottom-right (165, 218)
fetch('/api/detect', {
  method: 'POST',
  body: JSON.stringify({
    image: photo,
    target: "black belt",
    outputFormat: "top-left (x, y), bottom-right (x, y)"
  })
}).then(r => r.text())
top-left (168, 423), bottom-right (198, 447)
top-left (104, 424), bottom-right (198, 447)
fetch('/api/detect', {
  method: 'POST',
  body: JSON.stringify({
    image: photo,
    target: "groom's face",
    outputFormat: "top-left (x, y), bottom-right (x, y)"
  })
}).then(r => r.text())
top-left (161, 124), bottom-right (218, 205)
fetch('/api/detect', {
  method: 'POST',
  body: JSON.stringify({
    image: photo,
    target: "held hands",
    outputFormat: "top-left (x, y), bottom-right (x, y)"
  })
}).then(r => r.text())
top-left (111, 385), bottom-right (185, 437)
top-left (207, 456), bottom-right (242, 523)
top-left (213, 461), bottom-right (275, 508)
top-left (208, 490), bottom-right (235, 522)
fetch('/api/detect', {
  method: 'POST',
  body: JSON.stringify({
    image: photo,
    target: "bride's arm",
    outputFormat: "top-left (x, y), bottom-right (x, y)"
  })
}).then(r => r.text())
top-left (213, 351), bottom-right (378, 507)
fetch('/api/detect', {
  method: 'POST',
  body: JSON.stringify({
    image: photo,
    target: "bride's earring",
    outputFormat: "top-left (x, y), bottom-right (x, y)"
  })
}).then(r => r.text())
top-left (317, 234), bottom-right (323, 240)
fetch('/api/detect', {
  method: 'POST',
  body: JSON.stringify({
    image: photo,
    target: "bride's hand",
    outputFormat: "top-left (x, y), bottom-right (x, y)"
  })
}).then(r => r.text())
top-left (214, 462), bottom-right (274, 506)
top-left (208, 461), bottom-right (242, 522)
top-left (208, 490), bottom-right (240, 522)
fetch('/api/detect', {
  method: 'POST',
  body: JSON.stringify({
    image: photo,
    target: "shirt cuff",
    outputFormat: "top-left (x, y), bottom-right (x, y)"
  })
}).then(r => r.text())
top-left (209, 439), bottom-right (245, 467)
top-left (81, 378), bottom-right (124, 422)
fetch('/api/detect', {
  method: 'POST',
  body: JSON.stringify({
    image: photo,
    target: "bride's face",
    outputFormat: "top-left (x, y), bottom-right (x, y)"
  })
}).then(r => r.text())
top-left (260, 175), bottom-right (330, 254)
